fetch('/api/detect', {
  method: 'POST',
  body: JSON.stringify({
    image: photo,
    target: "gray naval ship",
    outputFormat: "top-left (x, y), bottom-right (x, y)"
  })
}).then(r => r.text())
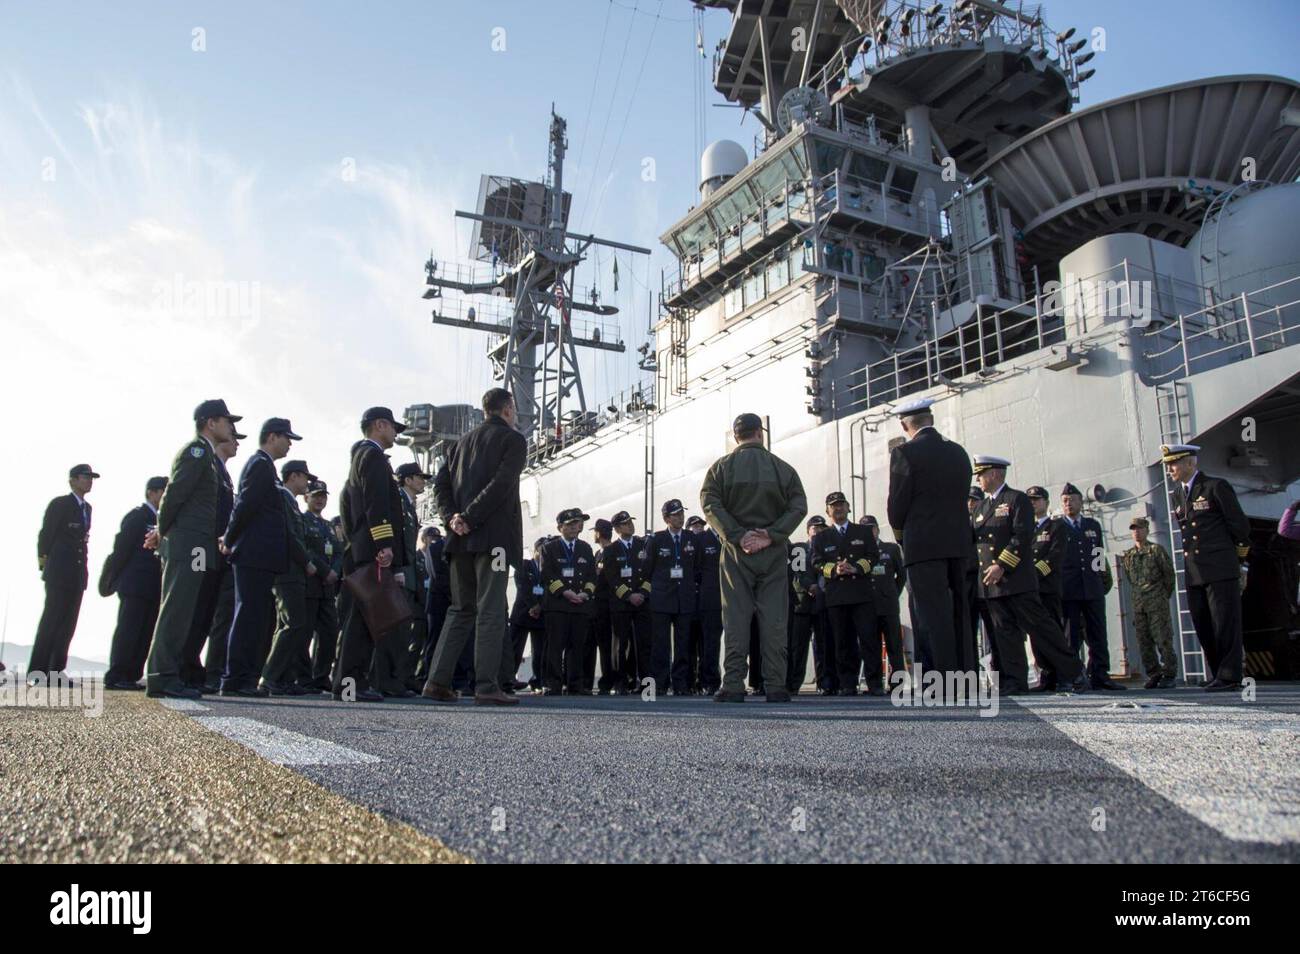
top-left (408, 0), bottom-right (1300, 687)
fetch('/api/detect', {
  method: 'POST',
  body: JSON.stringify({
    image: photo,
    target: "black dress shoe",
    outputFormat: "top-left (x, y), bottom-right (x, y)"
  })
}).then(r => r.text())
top-left (1158, 676), bottom-right (1178, 689)
top-left (1205, 679), bottom-right (1242, 692)
top-left (221, 685), bottom-right (269, 698)
top-left (713, 689), bottom-right (745, 703)
top-left (837, 687), bottom-right (858, 697)
top-left (765, 688), bottom-right (792, 703)
top-left (1092, 679), bottom-right (1128, 691)
top-left (106, 680), bottom-right (144, 691)
top-left (1029, 683), bottom-right (1058, 693)
top-left (331, 687), bottom-right (385, 702)
top-left (261, 682), bottom-right (294, 696)
top-left (1143, 673), bottom-right (1163, 689)
top-left (148, 686), bottom-right (201, 700)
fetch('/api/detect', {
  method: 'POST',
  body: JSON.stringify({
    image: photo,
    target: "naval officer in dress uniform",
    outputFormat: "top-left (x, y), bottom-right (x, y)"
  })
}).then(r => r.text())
top-left (301, 479), bottom-right (341, 693)
top-left (1162, 443), bottom-right (1251, 690)
top-left (686, 513), bottom-right (723, 694)
top-left (642, 499), bottom-right (700, 695)
top-left (886, 398), bottom-right (973, 682)
top-left (603, 510), bottom-right (652, 692)
top-left (971, 456), bottom-right (1082, 695)
top-left (539, 508), bottom-right (598, 694)
top-left (30, 464), bottom-right (98, 684)
top-left (1059, 483), bottom-right (1124, 690)
top-left (147, 400), bottom-right (239, 699)
top-left (811, 491), bottom-right (879, 695)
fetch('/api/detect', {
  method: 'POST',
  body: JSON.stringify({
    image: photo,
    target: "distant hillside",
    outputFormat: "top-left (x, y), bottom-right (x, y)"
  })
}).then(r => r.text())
top-left (1, 644), bottom-right (108, 674)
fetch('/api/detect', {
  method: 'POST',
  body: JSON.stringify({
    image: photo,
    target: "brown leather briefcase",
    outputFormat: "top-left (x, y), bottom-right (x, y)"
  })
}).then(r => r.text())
top-left (342, 563), bottom-right (412, 638)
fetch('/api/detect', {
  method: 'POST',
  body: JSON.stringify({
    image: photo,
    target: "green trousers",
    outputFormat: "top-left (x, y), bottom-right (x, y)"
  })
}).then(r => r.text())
top-left (146, 531), bottom-right (211, 693)
top-left (720, 543), bottom-right (788, 693)
top-left (1133, 602), bottom-right (1178, 678)
top-left (263, 582), bottom-right (309, 686)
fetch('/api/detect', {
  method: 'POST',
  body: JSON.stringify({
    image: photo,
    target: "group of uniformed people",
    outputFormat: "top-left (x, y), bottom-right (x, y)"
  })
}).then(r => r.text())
top-left (27, 390), bottom-right (1254, 700)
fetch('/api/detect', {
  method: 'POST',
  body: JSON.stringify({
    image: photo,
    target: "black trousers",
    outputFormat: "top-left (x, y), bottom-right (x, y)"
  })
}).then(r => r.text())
top-left (417, 591), bottom-right (450, 685)
top-left (1039, 590), bottom-right (1063, 628)
top-left (1062, 597), bottom-right (1110, 685)
top-left (105, 594), bottom-right (159, 685)
top-left (812, 608), bottom-right (838, 690)
top-left (827, 601), bottom-right (876, 690)
top-left (589, 605), bottom-right (615, 692)
top-left (611, 609), bottom-right (651, 689)
top-left (544, 611), bottom-right (589, 691)
top-left (788, 611), bottom-right (817, 692)
top-left (203, 568), bottom-right (236, 688)
top-left (984, 592), bottom-right (1080, 692)
top-left (1189, 578), bottom-right (1243, 683)
top-left (696, 606), bottom-right (723, 692)
top-left (223, 565), bottom-right (276, 691)
top-left (910, 558), bottom-right (972, 677)
top-left (748, 619), bottom-right (765, 690)
top-left (864, 612), bottom-right (905, 689)
top-left (29, 583), bottom-right (84, 675)
top-left (652, 611), bottom-right (694, 694)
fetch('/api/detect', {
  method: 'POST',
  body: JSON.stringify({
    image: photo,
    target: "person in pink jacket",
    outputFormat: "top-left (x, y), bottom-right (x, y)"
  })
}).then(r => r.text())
top-left (1279, 501), bottom-right (1300, 541)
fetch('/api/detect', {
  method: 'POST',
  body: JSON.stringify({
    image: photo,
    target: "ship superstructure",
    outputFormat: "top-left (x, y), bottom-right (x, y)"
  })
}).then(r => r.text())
top-left (423, 1), bottom-right (1300, 683)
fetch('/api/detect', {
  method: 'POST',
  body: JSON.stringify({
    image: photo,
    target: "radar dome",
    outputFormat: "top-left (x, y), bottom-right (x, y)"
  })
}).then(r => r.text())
top-left (699, 140), bottom-right (748, 199)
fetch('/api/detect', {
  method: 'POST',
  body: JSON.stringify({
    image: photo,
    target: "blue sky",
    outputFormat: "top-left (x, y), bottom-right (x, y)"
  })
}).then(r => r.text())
top-left (1, 0), bottom-right (1297, 663)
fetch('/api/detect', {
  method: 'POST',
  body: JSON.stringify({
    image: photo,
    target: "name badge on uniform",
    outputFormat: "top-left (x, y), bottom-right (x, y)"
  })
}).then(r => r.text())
top-left (532, 585), bottom-right (544, 595)
top-left (872, 564), bottom-right (886, 576)
top-left (670, 566), bottom-right (684, 580)
top-left (562, 567), bottom-right (575, 578)
top-left (621, 566), bottom-right (633, 578)
top-left (325, 541), bottom-right (334, 556)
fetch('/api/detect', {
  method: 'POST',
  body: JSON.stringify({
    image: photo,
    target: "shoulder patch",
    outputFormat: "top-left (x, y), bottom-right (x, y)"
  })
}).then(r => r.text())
top-left (189, 445), bottom-right (205, 458)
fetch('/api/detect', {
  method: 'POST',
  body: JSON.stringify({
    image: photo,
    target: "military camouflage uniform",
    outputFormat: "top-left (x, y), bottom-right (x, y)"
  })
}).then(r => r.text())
top-left (1119, 541), bottom-right (1178, 679)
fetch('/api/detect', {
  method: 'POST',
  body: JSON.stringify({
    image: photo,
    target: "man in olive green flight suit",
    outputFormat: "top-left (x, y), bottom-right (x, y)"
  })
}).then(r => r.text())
top-left (145, 399), bottom-right (240, 699)
top-left (261, 460), bottom-right (319, 693)
top-left (1119, 516), bottom-right (1178, 688)
top-left (700, 412), bottom-right (808, 703)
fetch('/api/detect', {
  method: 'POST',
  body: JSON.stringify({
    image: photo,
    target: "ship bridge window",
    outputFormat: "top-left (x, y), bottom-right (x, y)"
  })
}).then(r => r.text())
top-left (711, 186), bottom-right (759, 237)
top-left (888, 167), bottom-right (918, 204)
top-left (765, 253), bottom-right (790, 294)
top-left (849, 153), bottom-right (889, 186)
top-left (674, 217), bottom-right (716, 260)
top-left (812, 140), bottom-right (847, 177)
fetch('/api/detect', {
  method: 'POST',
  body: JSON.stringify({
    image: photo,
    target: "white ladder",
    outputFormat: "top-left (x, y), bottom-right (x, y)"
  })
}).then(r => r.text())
top-left (1154, 381), bottom-right (1206, 684)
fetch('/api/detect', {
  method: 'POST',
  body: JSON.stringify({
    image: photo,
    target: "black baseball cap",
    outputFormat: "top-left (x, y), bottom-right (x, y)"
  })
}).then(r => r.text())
top-left (807, 514), bottom-right (827, 528)
top-left (969, 486), bottom-right (985, 501)
top-left (146, 476), bottom-right (168, 492)
top-left (230, 428), bottom-right (248, 440)
top-left (262, 418), bottom-right (302, 441)
top-left (661, 498), bottom-right (685, 517)
top-left (193, 398), bottom-right (242, 424)
top-left (280, 460), bottom-right (316, 481)
top-left (557, 507), bottom-right (590, 525)
top-left (361, 406), bottom-right (407, 433)
top-left (307, 479), bottom-right (329, 495)
top-left (825, 491), bottom-right (849, 507)
top-left (860, 514), bottom-right (879, 528)
top-left (686, 515), bottom-right (705, 528)
top-left (732, 412), bottom-right (763, 434)
top-left (395, 462), bottom-right (432, 480)
top-left (533, 536), bottom-right (549, 549)
top-left (593, 518), bottom-right (613, 535)
top-left (1026, 486), bottom-right (1049, 500)
top-left (69, 464), bottom-right (100, 478)
top-left (611, 510), bottom-right (634, 527)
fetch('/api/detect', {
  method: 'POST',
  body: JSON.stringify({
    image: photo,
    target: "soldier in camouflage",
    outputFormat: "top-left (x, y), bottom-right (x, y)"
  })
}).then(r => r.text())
top-left (1119, 516), bottom-right (1178, 689)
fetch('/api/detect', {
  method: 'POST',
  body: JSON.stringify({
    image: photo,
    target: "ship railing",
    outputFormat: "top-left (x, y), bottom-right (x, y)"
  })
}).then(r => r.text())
top-left (808, 2), bottom-right (1057, 99)
top-left (1142, 274), bottom-right (1300, 381)
top-left (526, 383), bottom-right (654, 467)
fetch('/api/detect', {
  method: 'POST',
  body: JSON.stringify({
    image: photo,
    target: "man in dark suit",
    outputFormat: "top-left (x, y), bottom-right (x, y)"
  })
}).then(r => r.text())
top-left (1059, 482), bottom-right (1124, 691)
top-left (30, 464), bottom-right (99, 683)
top-left (642, 499), bottom-right (699, 695)
top-left (603, 510), bottom-right (652, 693)
top-left (1163, 443), bottom-right (1252, 690)
top-left (686, 514), bottom-right (723, 694)
top-left (422, 389), bottom-right (527, 706)
top-left (333, 409), bottom-right (406, 703)
top-left (539, 510), bottom-right (598, 694)
top-left (103, 476), bottom-right (168, 688)
top-left (811, 491), bottom-right (880, 694)
top-left (147, 400), bottom-right (238, 699)
top-left (415, 525), bottom-right (454, 689)
top-left (221, 417), bottom-right (298, 696)
top-left (971, 457), bottom-right (1081, 695)
top-left (509, 538), bottom-right (547, 688)
top-left (887, 397), bottom-right (973, 686)
top-left (861, 515), bottom-right (906, 690)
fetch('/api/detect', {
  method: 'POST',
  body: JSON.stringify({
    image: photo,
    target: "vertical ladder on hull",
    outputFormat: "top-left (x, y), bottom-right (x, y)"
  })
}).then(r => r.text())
top-left (642, 407), bottom-right (655, 530)
top-left (1154, 381), bottom-right (1206, 684)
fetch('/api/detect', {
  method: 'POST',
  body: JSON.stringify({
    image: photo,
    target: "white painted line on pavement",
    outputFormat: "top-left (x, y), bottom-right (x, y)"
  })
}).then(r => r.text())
top-left (158, 698), bottom-right (211, 713)
top-left (192, 716), bottom-right (382, 766)
top-left (1018, 697), bottom-right (1300, 844)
